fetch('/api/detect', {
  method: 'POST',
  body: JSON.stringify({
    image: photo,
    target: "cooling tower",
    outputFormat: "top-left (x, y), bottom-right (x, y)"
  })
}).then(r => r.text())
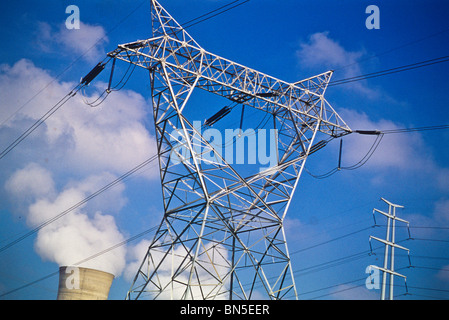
top-left (57, 266), bottom-right (114, 300)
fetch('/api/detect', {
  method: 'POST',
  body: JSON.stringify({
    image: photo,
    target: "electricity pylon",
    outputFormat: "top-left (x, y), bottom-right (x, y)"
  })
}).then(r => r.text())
top-left (370, 198), bottom-right (410, 300)
top-left (107, 0), bottom-right (351, 299)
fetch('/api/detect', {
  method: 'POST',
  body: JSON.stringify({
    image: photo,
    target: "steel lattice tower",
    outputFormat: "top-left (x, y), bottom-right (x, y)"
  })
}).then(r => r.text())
top-left (370, 198), bottom-right (410, 300)
top-left (108, 0), bottom-right (351, 300)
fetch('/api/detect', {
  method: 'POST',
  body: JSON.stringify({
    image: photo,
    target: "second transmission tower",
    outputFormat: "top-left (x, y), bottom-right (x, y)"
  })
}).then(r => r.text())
top-left (370, 198), bottom-right (410, 300)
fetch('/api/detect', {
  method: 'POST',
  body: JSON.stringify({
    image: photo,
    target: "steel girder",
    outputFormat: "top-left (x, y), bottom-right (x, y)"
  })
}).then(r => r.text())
top-left (111, 0), bottom-right (351, 300)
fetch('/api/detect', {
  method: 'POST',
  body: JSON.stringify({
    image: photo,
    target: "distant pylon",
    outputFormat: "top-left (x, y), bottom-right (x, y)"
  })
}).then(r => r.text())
top-left (369, 198), bottom-right (410, 300)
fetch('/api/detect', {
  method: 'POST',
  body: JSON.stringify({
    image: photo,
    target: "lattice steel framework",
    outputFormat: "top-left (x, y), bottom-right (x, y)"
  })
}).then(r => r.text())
top-left (108, 0), bottom-right (351, 300)
top-left (370, 198), bottom-right (410, 300)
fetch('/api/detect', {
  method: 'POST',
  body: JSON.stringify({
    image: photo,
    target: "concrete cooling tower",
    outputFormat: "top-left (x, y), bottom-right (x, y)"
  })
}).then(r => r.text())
top-left (57, 266), bottom-right (114, 300)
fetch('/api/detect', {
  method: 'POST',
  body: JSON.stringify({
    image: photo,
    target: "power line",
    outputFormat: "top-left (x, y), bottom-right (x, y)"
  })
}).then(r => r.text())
top-left (328, 54), bottom-right (449, 87)
top-left (2, 217), bottom-right (446, 299)
top-left (310, 283), bottom-right (367, 300)
top-left (0, 57), bottom-right (114, 161)
top-left (412, 266), bottom-right (449, 273)
top-left (396, 252), bottom-right (449, 262)
top-left (184, 0), bottom-right (250, 29)
top-left (305, 132), bottom-right (384, 179)
top-left (300, 275), bottom-right (449, 300)
top-left (0, 84), bottom-right (82, 160)
top-left (406, 292), bottom-right (448, 300)
top-left (182, 0), bottom-right (249, 29)
top-left (0, 0), bottom-right (252, 159)
top-left (293, 250), bottom-right (372, 278)
top-left (1, 224), bottom-right (370, 298)
top-left (379, 224), bottom-right (449, 230)
top-left (334, 26), bottom-right (449, 72)
top-left (0, 153), bottom-right (158, 254)
top-left (71, 226), bottom-right (158, 267)
top-left (305, 121), bottom-right (449, 180)
top-left (0, 224), bottom-right (158, 299)
top-left (2, 206), bottom-right (375, 297)
top-left (0, 270), bottom-right (60, 299)
top-left (0, 0), bottom-right (149, 127)
top-left (393, 283), bottom-right (449, 295)
top-left (381, 124), bottom-right (449, 134)
top-left (297, 277), bottom-right (366, 298)
top-left (290, 226), bottom-right (374, 255)
top-left (411, 238), bottom-right (449, 243)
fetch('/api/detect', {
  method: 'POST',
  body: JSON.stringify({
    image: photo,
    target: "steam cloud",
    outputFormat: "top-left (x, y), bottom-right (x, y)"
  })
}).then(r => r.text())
top-left (1, 55), bottom-right (157, 277)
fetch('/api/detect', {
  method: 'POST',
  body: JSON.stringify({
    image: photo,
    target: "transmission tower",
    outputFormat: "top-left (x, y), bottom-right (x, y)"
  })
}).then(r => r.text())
top-left (106, 0), bottom-right (351, 300)
top-left (369, 198), bottom-right (410, 300)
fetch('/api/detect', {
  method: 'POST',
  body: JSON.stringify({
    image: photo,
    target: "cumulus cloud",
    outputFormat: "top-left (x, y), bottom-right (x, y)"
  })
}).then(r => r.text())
top-left (432, 198), bottom-right (449, 224)
top-left (335, 109), bottom-right (449, 283)
top-left (296, 32), bottom-right (377, 97)
top-left (124, 239), bottom-right (152, 282)
top-left (4, 166), bottom-right (128, 276)
top-left (1, 58), bottom-right (158, 277)
top-left (0, 59), bottom-right (158, 180)
top-left (338, 108), bottom-right (432, 171)
top-left (297, 32), bottom-right (364, 70)
top-left (4, 162), bottom-right (55, 202)
top-left (36, 21), bottom-right (108, 63)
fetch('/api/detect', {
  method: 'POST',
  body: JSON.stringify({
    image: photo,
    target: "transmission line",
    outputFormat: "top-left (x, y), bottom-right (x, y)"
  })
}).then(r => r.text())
top-left (0, 224), bottom-right (159, 298)
top-left (0, 0), bottom-right (250, 158)
top-left (0, 0), bottom-right (149, 127)
top-left (334, 24), bottom-right (449, 73)
top-left (0, 84), bottom-right (82, 160)
top-left (381, 124), bottom-right (449, 134)
top-left (306, 121), bottom-right (449, 180)
top-left (182, 0), bottom-right (250, 29)
top-left (328, 54), bottom-right (449, 87)
top-left (305, 132), bottom-right (384, 179)
top-left (290, 226), bottom-right (374, 255)
top-left (0, 153), bottom-right (158, 254)
top-left (0, 0), bottom-right (253, 258)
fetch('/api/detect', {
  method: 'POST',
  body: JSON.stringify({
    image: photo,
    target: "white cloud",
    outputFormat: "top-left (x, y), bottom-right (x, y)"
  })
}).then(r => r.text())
top-left (125, 240), bottom-right (231, 299)
top-left (437, 265), bottom-right (449, 283)
top-left (5, 168), bottom-right (129, 276)
top-left (124, 239), bottom-right (152, 282)
top-left (0, 57), bottom-right (158, 278)
top-left (432, 198), bottom-right (449, 225)
top-left (404, 199), bottom-right (449, 284)
top-left (329, 284), bottom-right (379, 300)
top-left (296, 32), bottom-right (377, 97)
top-left (36, 21), bottom-right (108, 63)
top-left (0, 59), bottom-right (158, 180)
top-left (0, 59), bottom-right (60, 124)
top-left (338, 108), bottom-right (435, 172)
top-left (297, 32), bottom-right (364, 70)
top-left (4, 162), bottom-right (55, 202)
top-left (34, 210), bottom-right (126, 276)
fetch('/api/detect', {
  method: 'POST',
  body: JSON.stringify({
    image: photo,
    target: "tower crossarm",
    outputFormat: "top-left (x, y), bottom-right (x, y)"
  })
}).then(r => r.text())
top-left (369, 236), bottom-right (410, 252)
top-left (108, 37), bottom-right (351, 138)
top-left (116, 0), bottom-right (354, 300)
top-left (368, 265), bottom-right (407, 279)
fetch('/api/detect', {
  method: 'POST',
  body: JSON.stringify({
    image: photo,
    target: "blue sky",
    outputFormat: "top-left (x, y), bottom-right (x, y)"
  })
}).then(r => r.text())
top-left (0, 0), bottom-right (449, 300)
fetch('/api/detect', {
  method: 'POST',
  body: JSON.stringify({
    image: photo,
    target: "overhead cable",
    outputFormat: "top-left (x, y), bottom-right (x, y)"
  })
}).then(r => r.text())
top-left (0, 224), bottom-right (158, 298)
top-left (183, 0), bottom-right (250, 29)
top-left (0, 58), bottom-right (111, 161)
top-left (328, 54), bottom-right (449, 87)
top-left (0, 153), bottom-right (158, 254)
top-left (0, 84), bottom-right (81, 161)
